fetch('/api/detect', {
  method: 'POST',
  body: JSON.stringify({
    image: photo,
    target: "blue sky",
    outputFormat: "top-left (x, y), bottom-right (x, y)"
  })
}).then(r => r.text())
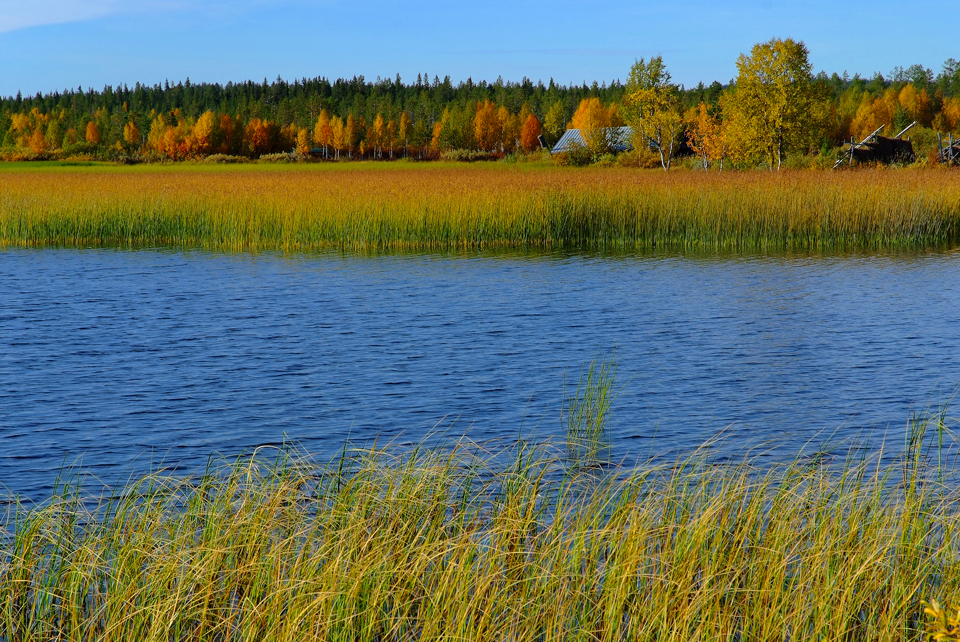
top-left (1, 0), bottom-right (956, 98)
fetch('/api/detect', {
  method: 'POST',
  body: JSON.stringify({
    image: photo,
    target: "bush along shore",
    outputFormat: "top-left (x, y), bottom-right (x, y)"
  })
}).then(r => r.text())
top-left (4, 406), bottom-right (960, 640)
top-left (2, 164), bottom-right (960, 252)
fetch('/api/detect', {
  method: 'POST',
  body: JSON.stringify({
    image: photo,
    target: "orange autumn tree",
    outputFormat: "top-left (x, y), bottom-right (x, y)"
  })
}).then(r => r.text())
top-left (474, 100), bottom-right (499, 152)
top-left (85, 121), bottom-right (101, 145)
top-left (28, 129), bottom-right (47, 154)
top-left (570, 97), bottom-right (613, 155)
top-left (217, 114), bottom-right (239, 154)
top-left (245, 118), bottom-right (274, 156)
top-left (685, 102), bottom-right (726, 170)
top-left (520, 113), bottom-right (542, 153)
top-left (430, 119), bottom-right (444, 156)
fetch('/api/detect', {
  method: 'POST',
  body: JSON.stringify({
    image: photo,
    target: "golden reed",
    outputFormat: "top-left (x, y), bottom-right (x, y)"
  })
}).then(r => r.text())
top-left (2, 163), bottom-right (960, 251)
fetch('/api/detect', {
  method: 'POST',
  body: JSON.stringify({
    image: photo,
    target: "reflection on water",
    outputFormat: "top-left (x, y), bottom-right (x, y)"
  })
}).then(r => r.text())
top-left (2, 246), bottom-right (960, 501)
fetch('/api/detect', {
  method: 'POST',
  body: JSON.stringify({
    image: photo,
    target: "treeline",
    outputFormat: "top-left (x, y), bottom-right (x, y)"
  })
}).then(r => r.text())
top-left (1, 53), bottom-right (959, 164)
top-left (0, 75), bottom-right (638, 160)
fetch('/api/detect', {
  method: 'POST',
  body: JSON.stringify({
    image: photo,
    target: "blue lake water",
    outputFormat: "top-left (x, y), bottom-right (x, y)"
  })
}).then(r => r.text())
top-left (3, 247), bottom-right (960, 502)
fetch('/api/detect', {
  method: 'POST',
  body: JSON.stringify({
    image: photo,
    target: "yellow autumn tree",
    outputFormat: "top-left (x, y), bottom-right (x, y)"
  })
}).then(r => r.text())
top-left (373, 113), bottom-right (385, 158)
top-left (398, 111), bottom-right (411, 157)
top-left (44, 118), bottom-right (63, 150)
top-left (123, 121), bottom-right (141, 147)
top-left (313, 110), bottom-right (332, 157)
top-left (721, 38), bottom-right (821, 169)
top-left (943, 97), bottom-right (960, 133)
top-left (295, 128), bottom-right (310, 154)
top-left (849, 94), bottom-right (894, 141)
top-left (497, 105), bottom-right (520, 153)
top-left (331, 116), bottom-right (345, 159)
top-left (623, 56), bottom-right (683, 170)
top-left (542, 101), bottom-right (566, 146)
top-left (146, 115), bottom-right (168, 155)
top-left (898, 84), bottom-right (932, 128)
top-left (386, 119), bottom-right (398, 158)
top-left (344, 114), bottom-right (356, 158)
top-left (191, 111), bottom-right (218, 156)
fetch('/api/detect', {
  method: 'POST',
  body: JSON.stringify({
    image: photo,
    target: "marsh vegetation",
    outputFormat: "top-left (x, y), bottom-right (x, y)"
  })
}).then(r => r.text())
top-left (3, 357), bottom-right (960, 641)
top-left (2, 164), bottom-right (960, 252)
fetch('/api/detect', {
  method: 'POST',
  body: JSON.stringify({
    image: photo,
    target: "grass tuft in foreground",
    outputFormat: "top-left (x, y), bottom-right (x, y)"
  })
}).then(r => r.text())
top-left (4, 413), bottom-right (960, 641)
top-left (564, 351), bottom-right (619, 464)
top-left (3, 164), bottom-right (960, 251)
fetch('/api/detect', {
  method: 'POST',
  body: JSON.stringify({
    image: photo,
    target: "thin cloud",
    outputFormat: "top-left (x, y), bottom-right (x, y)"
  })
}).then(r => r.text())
top-left (0, 0), bottom-right (325, 33)
top-left (0, 0), bottom-right (123, 33)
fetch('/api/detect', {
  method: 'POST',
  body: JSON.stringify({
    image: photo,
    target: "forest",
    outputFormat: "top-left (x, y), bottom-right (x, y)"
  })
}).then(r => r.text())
top-left (2, 39), bottom-right (960, 169)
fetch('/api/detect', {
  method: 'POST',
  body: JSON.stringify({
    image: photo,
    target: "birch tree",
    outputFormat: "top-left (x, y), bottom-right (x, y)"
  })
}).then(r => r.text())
top-left (723, 38), bottom-right (820, 170)
top-left (623, 56), bottom-right (682, 170)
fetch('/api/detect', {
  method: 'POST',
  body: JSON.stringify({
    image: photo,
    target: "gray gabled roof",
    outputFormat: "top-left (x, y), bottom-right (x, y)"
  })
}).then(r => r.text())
top-left (551, 126), bottom-right (634, 154)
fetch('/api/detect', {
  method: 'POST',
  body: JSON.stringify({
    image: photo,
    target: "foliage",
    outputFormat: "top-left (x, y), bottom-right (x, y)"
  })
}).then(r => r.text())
top-left (925, 601), bottom-right (960, 641)
top-left (685, 102), bottom-right (727, 170)
top-left (202, 154), bottom-right (250, 164)
top-left (624, 56), bottom-right (683, 170)
top-left (520, 113), bottom-right (542, 153)
top-left (615, 148), bottom-right (662, 168)
top-left (722, 38), bottom-right (825, 169)
top-left (257, 152), bottom-right (308, 163)
top-left (570, 97), bottom-right (616, 156)
top-left (439, 149), bottom-right (497, 162)
top-left (6, 52), bottom-right (960, 167)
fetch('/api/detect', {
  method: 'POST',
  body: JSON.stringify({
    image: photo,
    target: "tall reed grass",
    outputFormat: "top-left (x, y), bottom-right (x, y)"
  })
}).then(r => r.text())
top-left (2, 164), bottom-right (960, 251)
top-left (565, 351), bottom-right (619, 464)
top-left (3, 413), bottom-right (960, 641)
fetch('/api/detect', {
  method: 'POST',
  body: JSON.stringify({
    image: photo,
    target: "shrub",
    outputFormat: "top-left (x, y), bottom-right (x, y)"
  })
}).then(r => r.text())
top-left (257, 152), bottom-right (308, 163)
top-left (203, 154), bottom-right (251, 164)
top-left (592, 153), bottom-right (617, 167)
top-left (440, 149), bottom-right (498, 162)
top-left (781, 152), bottom-right (814, 170)
top-left (616, 148), bottom-right (662, 169)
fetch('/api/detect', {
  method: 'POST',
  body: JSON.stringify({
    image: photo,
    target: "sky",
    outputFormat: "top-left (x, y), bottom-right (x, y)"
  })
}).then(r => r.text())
top-left (1, 0), bottom-right (956, 98)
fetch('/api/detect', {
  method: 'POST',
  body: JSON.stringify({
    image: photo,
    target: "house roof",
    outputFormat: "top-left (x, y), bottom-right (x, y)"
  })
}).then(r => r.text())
top-left (551, 126), bottom-right (634, 154)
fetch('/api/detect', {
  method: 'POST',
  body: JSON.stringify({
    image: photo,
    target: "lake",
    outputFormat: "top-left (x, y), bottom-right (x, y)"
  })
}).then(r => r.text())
top-left (2, 247), bottom-right (960, 502)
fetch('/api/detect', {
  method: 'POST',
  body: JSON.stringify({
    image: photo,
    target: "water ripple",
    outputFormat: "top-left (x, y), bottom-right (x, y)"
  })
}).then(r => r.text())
top-left (2, 248), bottom-right (960, 501)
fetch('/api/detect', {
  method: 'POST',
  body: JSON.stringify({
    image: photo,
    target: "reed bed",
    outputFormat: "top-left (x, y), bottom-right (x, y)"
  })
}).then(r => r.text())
top-left (2, 164), bottom-right (960, 251)
top-left (3, 421), bottom-right (960, 641)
